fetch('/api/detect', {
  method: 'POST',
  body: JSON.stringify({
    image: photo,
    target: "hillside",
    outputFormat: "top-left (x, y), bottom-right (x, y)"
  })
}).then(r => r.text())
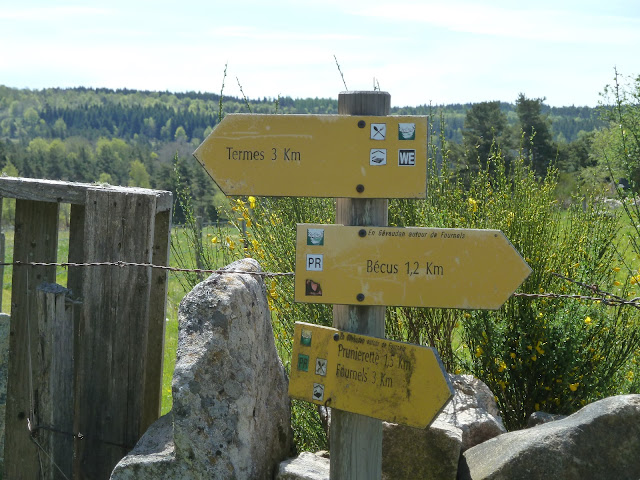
top-left (0, 86), bottom-right (610, 222)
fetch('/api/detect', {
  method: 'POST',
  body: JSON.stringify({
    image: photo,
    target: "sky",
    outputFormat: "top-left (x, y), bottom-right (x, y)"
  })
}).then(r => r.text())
top-left (1, 0), bottom-right (639, 108)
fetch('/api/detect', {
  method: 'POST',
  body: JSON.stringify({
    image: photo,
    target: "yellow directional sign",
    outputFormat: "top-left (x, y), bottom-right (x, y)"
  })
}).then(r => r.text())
top-left (295, 224), bottom-right (532, 309)
top-left (289, 322), bottom-right (453, 428)
top-left (193, 114), bottom-right (427, 198)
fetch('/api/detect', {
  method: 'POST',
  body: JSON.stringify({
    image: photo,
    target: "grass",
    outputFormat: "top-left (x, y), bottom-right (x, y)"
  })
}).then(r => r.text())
top-left (0, 223), bottom-right (239, 416)
top-left (1, 229), bottom-right (71, 310)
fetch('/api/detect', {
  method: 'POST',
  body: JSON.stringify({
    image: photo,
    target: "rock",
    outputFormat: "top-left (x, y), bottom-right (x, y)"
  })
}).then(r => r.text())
top-left (111, 258), bottom-right (292, 479)
top-left (526, 411), bottom-right (566, 428)
top-left (382, 419), bottom-right (462, 480)
top-left (110, 412), bottom-right (192, 479)
top-left (172, 257), bottom-right (293, 479)
top-left (276, 452), bottom-right (330, 480)
top-left (280, 416), bottom-right (463, 480)
top-left (459, 395), bottom-right (640, 480)
top-left (310, 373), bottom-right (501, 477)
top-left (437, 374), bottom-right (506, 451)
top-left (603, 198), bottom-right (623, 210)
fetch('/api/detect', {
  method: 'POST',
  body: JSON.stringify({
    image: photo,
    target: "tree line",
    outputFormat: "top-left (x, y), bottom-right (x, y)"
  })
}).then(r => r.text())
top-left (0, 84), bottom-right (621, 223)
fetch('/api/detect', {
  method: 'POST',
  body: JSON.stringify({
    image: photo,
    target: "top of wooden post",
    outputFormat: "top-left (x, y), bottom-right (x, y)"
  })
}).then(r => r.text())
top-left (338, 91), bottom-right (390, 116)
top-left (0, 176), bottom-right (173, 213)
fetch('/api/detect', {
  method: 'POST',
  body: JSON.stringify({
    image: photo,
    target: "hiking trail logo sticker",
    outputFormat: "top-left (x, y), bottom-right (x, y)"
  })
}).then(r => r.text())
top-left (305, 279), bottom-right (323, 296)
top-left (398, 123), bottom-right (416, 140)
top-left (297, 354), bottom-right (310, 372)
top-left (307, 228), bottom-right (324, 246)
top-left (370, 123), bottom-right (386, 140)
top-left (306, 254), bottom-right (323, 271)
top-left (370, 149), bottom-right (387, 166)
top-left (300, 329), bottom-right (312, 346)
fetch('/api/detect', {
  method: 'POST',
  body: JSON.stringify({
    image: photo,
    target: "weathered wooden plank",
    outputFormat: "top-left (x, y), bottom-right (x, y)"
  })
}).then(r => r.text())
top-left (0, 177), bottom-right (173, 213)
top-left (5, 199), bottom-right (59, 480)
top-left (74, 189), bottom-right (155, 479)
top-left (0, 231), bottom-right (5, 312)
top-left (67, 203), bottom-right (85, 300)
top-left (67, 203), bottom-right (86, 479)
top-left (0, 313), bottom-right (10, 474)
top-left (36, 283), bottom-right (76, 480)
top-left (142, 208), bottom-right (171, 432)
top-left (0, 177), bottom-right (87, 205)
top-left (330, 91), bottom-right (389, 480)
top-left (0, 196), bottom-right (4, 311)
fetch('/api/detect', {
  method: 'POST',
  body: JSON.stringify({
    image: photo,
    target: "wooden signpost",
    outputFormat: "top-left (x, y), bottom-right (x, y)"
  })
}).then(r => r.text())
top-left (195, 90), bottom-right (530, 479)
top-left (330, 92), bottom-right (389, 479)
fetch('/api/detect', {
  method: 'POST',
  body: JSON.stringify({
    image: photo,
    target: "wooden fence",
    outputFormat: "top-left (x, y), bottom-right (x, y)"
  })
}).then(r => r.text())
top-left (0, 177), bottom-right (172, 479)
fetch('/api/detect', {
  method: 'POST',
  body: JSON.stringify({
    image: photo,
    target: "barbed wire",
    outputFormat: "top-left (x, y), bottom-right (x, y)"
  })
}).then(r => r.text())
top-left (512, 291), bottom-right (640, 309)
top-left (1, 260), bottom-right (294, 277)
top-left (511, 271), bottom-right (640, 309)
top-left (4, 259), bottom-right (640, 309)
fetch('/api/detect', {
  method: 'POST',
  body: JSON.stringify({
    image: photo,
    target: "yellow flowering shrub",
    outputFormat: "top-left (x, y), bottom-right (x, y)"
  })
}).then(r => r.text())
top-left (388, 133), bottom-right (640, 430)
top-left (453, 154), bottom-right (640, 430)
top-left (223, 194), bottom-right (334, 451)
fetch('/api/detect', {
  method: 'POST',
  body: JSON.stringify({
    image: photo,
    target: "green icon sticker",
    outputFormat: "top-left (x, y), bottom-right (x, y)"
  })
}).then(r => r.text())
top-left (301, 328), bottom-right (312, 346)
top-left (298, 354), bottom-right (310, 372)
top-left (307, 228), bottom-right (325, 246)
top-left (398, 123), bottom-right (416, 140)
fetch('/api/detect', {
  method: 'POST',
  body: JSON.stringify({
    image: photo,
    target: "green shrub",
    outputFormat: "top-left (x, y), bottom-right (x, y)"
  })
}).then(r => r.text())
top-left (445, 148), bottom-right (639, 430)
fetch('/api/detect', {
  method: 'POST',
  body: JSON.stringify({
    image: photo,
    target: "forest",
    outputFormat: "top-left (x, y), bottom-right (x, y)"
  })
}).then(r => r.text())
top-left (0, 84), bottom-right (624, 224)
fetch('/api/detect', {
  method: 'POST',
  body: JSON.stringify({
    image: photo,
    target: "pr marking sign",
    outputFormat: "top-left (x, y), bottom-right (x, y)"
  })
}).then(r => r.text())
top-left (295, 224), bottom-right (531, 309)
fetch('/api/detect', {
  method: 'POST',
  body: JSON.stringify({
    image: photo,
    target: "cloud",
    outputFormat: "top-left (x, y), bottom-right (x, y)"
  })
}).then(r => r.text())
top-left (1, 0), bottom-right (636, 107)
top-left (207, 26), bottom-right (366, 42)
top-left (0, 6), bottom-right (111, 21)
top-left (346, 1), bottom-right (640, 44)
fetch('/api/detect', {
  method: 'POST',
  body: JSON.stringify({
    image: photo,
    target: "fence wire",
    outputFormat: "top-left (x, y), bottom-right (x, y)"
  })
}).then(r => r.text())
top-left (3, 260), bottom-right (640, 309)
top-left (2, 260), bottom-right (295, 277)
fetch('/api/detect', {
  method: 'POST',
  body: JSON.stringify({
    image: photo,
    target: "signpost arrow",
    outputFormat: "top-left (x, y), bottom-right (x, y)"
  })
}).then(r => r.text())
top-left (289, 322), bottom-right (454, 428)
top-left (193, 114), bottom-right (427, 198)
top-left (295, 224), bottom-right (532, 309)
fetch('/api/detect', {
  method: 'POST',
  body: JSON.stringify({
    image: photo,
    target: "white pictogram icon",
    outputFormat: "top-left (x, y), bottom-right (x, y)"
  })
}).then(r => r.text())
top-left (370, 149), bottom-right (387, 166)
top-left (371, 123), bottom-right (386, 140)
top-left (313, 383), bottom-right (325, 401)
top-left (316, 358), bottom-right (327, 376)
